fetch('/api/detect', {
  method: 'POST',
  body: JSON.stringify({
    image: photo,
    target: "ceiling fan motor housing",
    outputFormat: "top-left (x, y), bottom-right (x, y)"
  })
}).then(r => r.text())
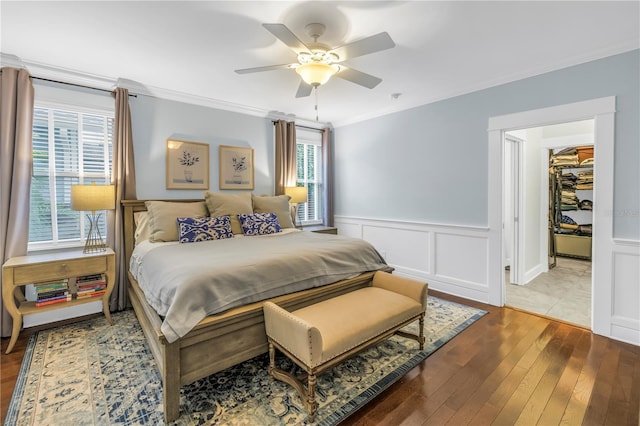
top-left (296, 25), bottom-right (340, 87)
top-left (297, 49), bottom-right (339, 65)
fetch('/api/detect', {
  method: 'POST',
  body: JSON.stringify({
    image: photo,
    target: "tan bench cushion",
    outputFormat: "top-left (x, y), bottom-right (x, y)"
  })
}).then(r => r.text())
top-left (292, 287), bottom-right (422, 364)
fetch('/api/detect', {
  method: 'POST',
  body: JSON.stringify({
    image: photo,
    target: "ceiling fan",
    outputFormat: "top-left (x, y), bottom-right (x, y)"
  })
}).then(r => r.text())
top-left (235, 23), bottom-right (395, 98)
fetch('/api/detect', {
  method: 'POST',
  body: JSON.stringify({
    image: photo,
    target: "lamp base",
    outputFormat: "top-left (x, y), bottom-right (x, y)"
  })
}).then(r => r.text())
top-left (83, 212), bottom-right (107, 254)
top-left (291, 203), bottom-right (303, 230)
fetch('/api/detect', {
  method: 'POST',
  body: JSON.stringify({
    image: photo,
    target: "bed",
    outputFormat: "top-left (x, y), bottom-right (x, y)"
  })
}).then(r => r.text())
top-left (121, 196), bottom-right (391, 422)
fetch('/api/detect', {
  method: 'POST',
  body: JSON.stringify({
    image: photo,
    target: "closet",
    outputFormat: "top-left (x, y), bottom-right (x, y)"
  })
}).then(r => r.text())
top-left (549, 146), bottom-right (594, 262)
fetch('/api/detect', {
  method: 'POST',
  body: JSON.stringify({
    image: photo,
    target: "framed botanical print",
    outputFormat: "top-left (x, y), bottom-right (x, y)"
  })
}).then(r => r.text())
top-left (166, 139), bottom-right (209, 190)
top-left (219, 145), bottom-right (254, 190)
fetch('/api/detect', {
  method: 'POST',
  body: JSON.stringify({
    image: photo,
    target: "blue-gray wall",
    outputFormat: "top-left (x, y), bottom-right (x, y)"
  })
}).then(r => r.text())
top-left (130, 96), bottom-right (274, 199)
top-left (334, 49), bottom-right (639, 239)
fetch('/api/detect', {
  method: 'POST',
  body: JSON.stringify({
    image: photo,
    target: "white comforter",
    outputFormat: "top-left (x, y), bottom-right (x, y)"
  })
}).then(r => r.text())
top-left (130, 230), bottom-right (389, 343)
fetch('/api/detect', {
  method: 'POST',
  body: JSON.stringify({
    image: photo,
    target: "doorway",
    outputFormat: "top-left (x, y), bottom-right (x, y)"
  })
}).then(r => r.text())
top-left (488, 96), bottom-right (616, 340)
top-left (502, 120), bottom-right (594, 328)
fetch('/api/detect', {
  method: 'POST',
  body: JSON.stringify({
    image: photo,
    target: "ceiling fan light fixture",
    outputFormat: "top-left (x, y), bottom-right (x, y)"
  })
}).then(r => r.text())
top-left (295, 62), bottom-right (339, 86)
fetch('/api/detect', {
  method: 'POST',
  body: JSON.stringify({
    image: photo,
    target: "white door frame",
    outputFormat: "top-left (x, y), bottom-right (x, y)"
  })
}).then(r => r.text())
top-left (487, 96), bottom-right (615, 336)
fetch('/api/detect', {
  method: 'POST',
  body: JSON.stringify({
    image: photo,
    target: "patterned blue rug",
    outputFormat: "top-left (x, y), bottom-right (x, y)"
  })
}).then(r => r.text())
top-left (6, 296), bottom-right (486, 425)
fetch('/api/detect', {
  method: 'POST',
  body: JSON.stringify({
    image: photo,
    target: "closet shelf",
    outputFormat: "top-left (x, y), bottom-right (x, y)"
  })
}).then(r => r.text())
top-left (549, 147), bottom-right (593, 261)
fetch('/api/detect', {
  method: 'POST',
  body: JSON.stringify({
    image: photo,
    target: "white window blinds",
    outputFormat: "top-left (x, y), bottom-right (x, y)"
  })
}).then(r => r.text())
top-left (296, 128), bottom-right (323, 225)
top-left (29, 103), bottom-right (113, 250)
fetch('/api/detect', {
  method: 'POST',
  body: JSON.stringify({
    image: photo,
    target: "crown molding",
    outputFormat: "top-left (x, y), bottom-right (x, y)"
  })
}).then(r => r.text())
top-left (332, 43), bottom-right (638, 128)
top-left (4, 42), bottom-right (637, 130)
top-left (124, 82), bottom-right (328, 129)
top-left (2, 53), bottom-right (328, 129)
top-left (3, 54), bottom-right (117, 91)
top-left (1, 53), bottom-right (24, 68)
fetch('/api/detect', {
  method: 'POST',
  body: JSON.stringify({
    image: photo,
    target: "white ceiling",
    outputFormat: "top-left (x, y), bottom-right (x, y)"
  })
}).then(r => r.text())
top-left (2, 1), bottom-right (638, 127)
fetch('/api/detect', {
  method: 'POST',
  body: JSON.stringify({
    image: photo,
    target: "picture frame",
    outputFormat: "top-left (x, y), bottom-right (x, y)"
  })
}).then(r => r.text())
top-left (219, 145), bottom-right (254, 190)
top-left (166, 139), bottom-right (210, 190)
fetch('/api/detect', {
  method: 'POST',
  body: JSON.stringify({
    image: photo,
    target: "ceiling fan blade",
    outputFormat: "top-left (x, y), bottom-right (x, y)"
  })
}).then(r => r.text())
top-left (335, 66), bottom-right (382, 89)
top-left (295, 81), bottom-right (313, 98)
top-left (331, 32), bottom-right (395, 61)
top-left (234, 64), bottom-right (293, 74)
top-left (263, 23), bottom-right (310, 54)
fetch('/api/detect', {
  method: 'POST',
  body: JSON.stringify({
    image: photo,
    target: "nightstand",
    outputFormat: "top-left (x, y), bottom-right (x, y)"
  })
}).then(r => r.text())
top-left (304, 225), bottom-right (338, 235)
top-left (2, 248), bottom-right (115, 353)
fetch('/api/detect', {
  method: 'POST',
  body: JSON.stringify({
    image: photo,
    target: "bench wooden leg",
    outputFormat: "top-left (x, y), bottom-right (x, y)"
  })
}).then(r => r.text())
top-left (307, 374), bottom-right (318, 423)
top-left (268, 340), bottom-right (318, 422)
top-left (268, 342), bottom-right (276, 376)
top-left (394, 314), bottom-right (426, 350)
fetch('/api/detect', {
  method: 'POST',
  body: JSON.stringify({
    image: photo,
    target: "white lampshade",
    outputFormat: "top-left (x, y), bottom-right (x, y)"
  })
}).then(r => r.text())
top-left (71, 183), bottom-right (115, 212)
top-left (285, 186), bottom-right (308, 204)
top-left (295, 63), bottom-right (338, 86)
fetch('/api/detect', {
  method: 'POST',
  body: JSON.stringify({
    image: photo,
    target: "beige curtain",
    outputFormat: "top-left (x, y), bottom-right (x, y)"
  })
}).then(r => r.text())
top-left (0, 68), bottom-right (34, 337)
top-left (321, 128), bottom-right (334, 226)
top-left (107, 88), bottom-right (137, 311)
top-left (274, 120), bottom-right (297, 195)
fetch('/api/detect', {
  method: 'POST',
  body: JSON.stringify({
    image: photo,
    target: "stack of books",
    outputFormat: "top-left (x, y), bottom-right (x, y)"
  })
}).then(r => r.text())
top-left (76, 274), bottom-right (107, 299)
top-left (34, 279), bottom-right (71, 307)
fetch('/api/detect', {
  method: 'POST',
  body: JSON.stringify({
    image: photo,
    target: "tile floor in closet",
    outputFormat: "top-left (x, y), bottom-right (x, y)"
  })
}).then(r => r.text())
top-left (505, 256), bottom-right (591, 328)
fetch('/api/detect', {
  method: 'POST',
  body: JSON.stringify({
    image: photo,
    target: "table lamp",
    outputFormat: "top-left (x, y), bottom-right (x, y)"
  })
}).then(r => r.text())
top-left (71, 182), bottom-right (115, 253)
top-left (285, 186), bottom-right (308, 228)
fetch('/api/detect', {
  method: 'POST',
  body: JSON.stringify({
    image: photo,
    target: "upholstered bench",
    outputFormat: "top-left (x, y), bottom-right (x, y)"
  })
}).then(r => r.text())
top-left (263, 271), bottom-right (428, 421)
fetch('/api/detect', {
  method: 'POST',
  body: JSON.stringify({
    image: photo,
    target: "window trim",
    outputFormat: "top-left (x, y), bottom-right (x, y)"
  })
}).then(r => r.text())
top-left (296, 128), bottom-right (323, 226)
top-left (28, 100), bottom-right (114, 252)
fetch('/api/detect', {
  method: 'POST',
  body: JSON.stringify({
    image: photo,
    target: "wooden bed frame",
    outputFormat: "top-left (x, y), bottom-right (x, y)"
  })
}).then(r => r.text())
top-left (122, 199), bottom-right (377, 422)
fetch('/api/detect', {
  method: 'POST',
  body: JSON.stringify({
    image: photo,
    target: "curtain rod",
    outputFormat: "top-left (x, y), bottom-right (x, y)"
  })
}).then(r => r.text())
top-left (271, 120), bottom-right (323, 132)
top-left (32, 76), bottom-right (137, 97)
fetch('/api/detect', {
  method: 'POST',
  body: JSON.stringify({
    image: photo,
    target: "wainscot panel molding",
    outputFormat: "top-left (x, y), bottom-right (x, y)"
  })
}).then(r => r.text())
top-left (610, 239), bottom-right (640, 345)
top-left (336, 216), bottom-right (640, 346)
top-left (334, 216), bottom-right (491, 303)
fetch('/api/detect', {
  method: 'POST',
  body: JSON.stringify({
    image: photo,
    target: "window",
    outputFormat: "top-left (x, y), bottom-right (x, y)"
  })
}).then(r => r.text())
top-left (295, 128), bottom-right (323, 225)
top-left (29, 102), bottom-right (113, 251)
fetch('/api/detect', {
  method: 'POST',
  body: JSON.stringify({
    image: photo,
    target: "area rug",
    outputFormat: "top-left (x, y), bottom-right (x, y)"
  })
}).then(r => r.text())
top-left (6, 296), bottom-right (486, 426)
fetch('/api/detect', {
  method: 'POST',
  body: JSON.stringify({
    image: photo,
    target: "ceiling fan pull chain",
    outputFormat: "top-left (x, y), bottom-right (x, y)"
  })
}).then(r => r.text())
top-left (315, 86), bottom-right (319, 121)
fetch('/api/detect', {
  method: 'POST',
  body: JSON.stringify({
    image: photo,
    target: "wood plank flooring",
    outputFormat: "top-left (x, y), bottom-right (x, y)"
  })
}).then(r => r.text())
top-left (1, 292), bottom-right (639, 425)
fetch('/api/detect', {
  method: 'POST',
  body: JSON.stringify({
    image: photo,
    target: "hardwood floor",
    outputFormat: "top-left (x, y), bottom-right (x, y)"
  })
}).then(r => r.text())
top-left (1, 292), bottom-right (639, 425)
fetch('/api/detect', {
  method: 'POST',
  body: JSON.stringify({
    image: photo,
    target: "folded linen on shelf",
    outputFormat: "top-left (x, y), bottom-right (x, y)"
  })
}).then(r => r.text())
top-left (551, 154), bottom-right (579, 166)
top-left (576, 146), bottom-right (594, 163)
top-left (576, 183), bottom-right (593, 190)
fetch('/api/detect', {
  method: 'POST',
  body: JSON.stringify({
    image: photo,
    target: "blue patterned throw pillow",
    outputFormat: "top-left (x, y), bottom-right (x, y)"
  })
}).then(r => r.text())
top-left (177, 216), bottom-right (233, 243)
top-left (238, 213), bottom-right (282, 236)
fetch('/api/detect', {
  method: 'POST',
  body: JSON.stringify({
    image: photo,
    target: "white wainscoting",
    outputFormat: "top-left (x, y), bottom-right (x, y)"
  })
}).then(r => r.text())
top-left (609, 239), bottom-right (640, 345)
top-left (336, 216), bottom-right (640, 346)
top-left (335, 216), bottom-right (491, 303)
